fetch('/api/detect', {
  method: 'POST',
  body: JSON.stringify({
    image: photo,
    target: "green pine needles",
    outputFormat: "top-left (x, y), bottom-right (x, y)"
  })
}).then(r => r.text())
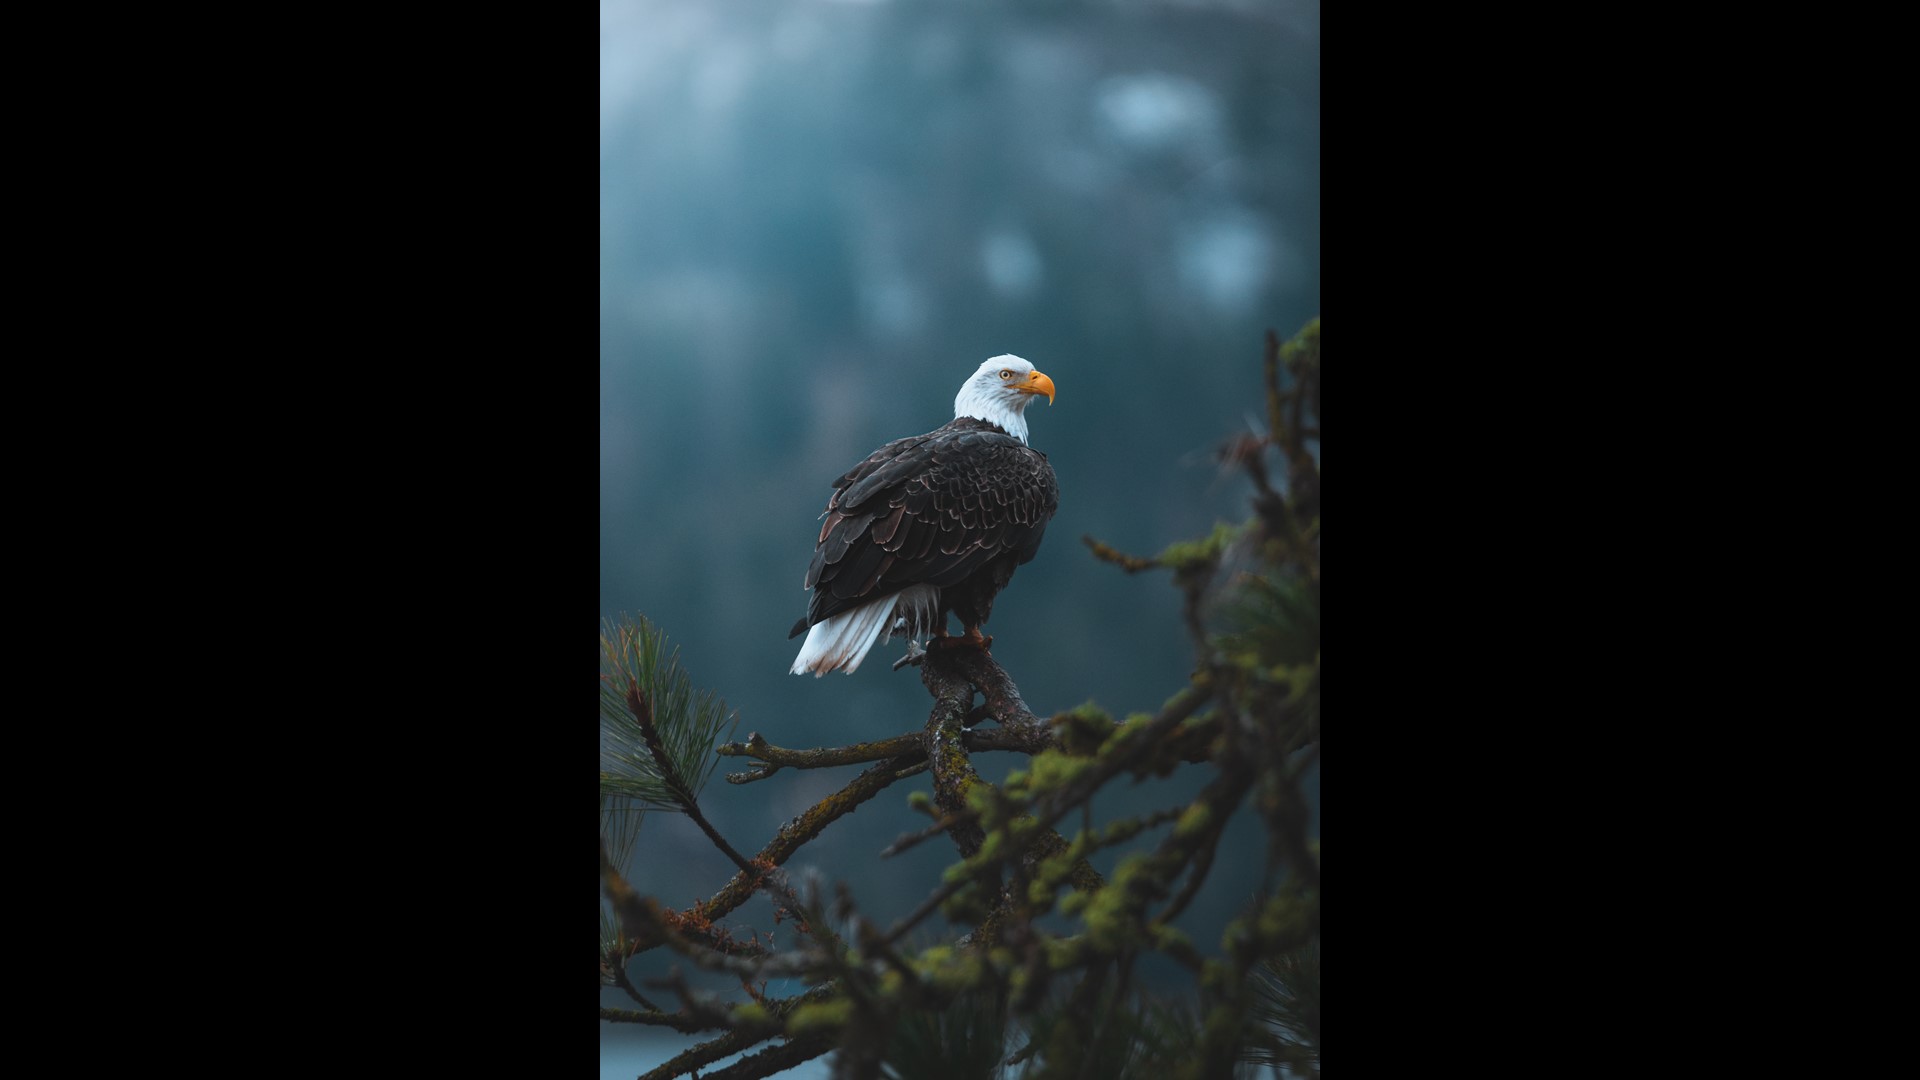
top-left (599, 614), bottom-right (740, 809)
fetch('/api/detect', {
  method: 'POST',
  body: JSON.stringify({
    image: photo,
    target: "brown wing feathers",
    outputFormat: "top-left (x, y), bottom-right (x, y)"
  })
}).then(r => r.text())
top-left (791, 419), bottom-right (1058, 637)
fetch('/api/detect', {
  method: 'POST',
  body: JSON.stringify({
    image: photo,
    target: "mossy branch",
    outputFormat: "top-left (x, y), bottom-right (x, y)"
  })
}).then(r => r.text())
top-left (716, 716), bottom-right (1057, 785)
top-left (636, 984), bottom-right (839, 1080)
top-left (1081, 535), bottom-right (1159, 572)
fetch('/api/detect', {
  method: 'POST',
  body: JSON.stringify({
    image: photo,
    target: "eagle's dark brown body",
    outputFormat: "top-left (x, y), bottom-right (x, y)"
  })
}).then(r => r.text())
top-left (790, 417), bottom-right (1059, 642)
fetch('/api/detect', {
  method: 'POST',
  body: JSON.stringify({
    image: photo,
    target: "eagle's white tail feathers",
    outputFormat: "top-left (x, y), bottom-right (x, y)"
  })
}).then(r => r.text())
top-left (791, 585), bottom-right (941, 676)
top-left (790, 601), bottom-right (892, 676)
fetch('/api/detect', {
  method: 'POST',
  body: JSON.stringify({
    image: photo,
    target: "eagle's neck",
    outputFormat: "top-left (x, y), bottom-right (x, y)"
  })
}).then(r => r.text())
top-left (953, 386), bottom-right (1030, 444)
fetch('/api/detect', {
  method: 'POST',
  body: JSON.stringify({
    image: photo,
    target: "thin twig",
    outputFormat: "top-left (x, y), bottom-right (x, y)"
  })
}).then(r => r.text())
top-left (635, 985), bottom-right (838, 1080)
top-left (1081, 534), bottom-right (1160, 573)
top-left (625, 751), bottom-right (926, 961)
top-left (606, 958), bottom-right (664, 1011)
top-left (626, 682), bottom-right (837, 951)
top-left (880, 806), bottom-right (983, 859)
top-left (597, 1007), bottom-right (727, 1034)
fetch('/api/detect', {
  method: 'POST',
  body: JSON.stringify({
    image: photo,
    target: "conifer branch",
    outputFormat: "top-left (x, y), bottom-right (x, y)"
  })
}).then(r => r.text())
top-left (604, 954), bottom-right (664, 1011)
top-left (716, 730), bottom-right (924, 781)
top-left (623, 750), bottom-right (926, 962)
top-left (879, 806), bottom-right (982, 859)
top-left (597, 1007), bottom-right (725, 1033)
top-left (636, 985), bottom-right (838, 1080)
top-left (719, 718), bottom-right (1058, 786)
top-left (629, 683), bottom-right (757, 873)
top-left (694, 1036), bottom-right (835, 1080)
top-left (1081, 534), bottom-right (1159, 573)
top-left (624, 681), bottom-right (839, 952)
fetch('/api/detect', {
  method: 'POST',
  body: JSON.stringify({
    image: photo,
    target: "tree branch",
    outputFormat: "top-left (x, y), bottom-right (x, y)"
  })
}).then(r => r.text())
top-left (597, 1007), bottom-right (727, 1034)
top-left (624, 751), bottom-right (926, 961)
top-left (719, 720), bottom-right (1057, 787)
top-left (635, 984), bottom-right (838, 1080)
top-left (717, 730), bottom-right (925, 783)
top-left (1081, 535), bottom-right (1159, 573)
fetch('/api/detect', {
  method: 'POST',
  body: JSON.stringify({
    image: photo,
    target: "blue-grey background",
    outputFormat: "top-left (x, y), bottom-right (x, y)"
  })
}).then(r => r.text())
top-left (602, 0), bottom-right (1317, 1071)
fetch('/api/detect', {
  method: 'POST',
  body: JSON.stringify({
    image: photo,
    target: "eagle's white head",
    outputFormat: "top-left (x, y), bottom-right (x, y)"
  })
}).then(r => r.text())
top-left (953, 354), bottom-right (1056, 444)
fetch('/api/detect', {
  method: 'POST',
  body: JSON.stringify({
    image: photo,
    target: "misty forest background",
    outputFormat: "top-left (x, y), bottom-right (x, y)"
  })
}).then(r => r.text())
top-left (602, 0), bottom-right (1319, 1070)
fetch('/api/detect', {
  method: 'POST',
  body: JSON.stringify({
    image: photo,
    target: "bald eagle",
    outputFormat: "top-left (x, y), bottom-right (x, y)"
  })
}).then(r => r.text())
top-left (790, 355), bottom-right (1059, 676)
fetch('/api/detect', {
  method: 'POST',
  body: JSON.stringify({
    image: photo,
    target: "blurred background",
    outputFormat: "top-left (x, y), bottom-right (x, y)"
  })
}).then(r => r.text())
top-left (602, 0), bottom-right (1317, 1072)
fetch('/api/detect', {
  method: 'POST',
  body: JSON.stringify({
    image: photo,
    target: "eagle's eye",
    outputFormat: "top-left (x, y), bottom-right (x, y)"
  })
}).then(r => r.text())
top-left (999, 369), bottom-right (1013, 379)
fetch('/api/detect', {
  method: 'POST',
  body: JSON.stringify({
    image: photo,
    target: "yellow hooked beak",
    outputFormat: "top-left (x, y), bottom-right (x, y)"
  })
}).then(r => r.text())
top-left (1016, 370), bottom-right (1056, 405)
